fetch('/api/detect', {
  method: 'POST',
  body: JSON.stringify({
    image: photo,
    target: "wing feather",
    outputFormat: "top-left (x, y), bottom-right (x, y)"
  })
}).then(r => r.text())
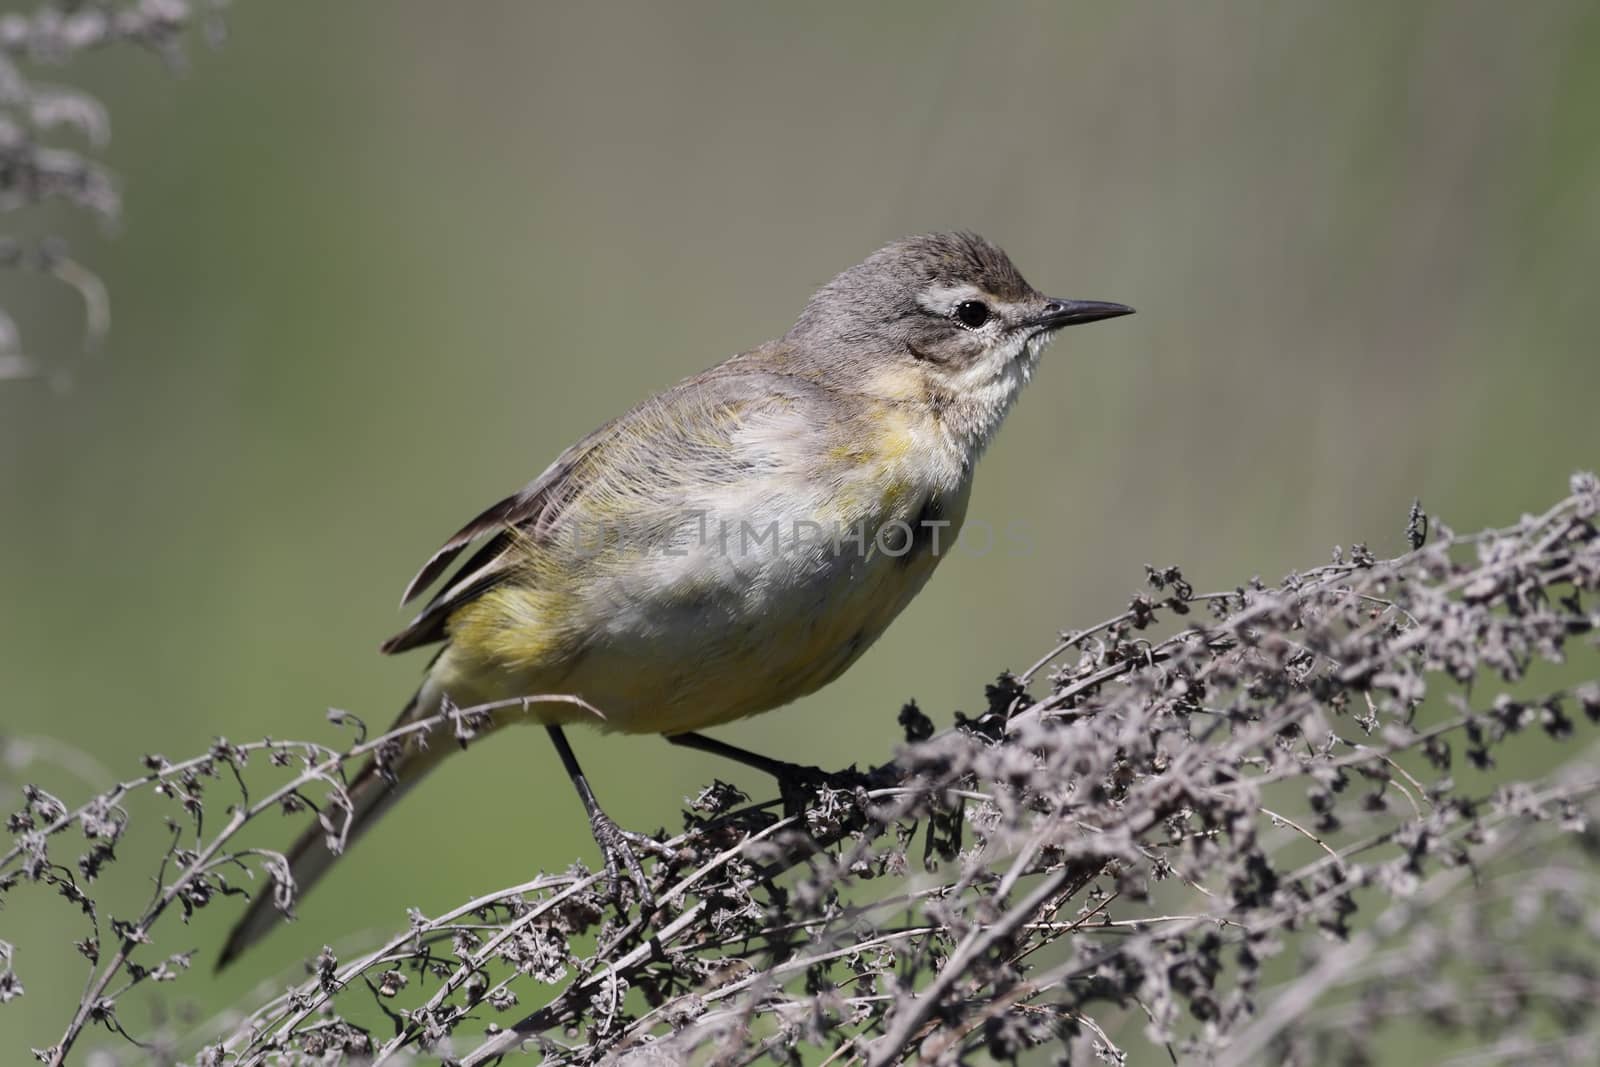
top-left (397, 494), bottom-right (522, 607)
top-left (379, 358), bottom-right (823, 656)
top-left (380, 428), bottom-right (609, 654)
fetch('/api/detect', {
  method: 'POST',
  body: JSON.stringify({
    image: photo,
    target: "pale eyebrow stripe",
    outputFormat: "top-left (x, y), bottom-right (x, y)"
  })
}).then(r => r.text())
top-left (917, 283), bottom-right (983, 315)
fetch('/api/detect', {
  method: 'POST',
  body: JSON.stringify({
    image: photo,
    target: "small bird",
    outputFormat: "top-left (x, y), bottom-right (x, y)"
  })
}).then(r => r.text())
top-left (218, 232), bottom-right (1132, 967)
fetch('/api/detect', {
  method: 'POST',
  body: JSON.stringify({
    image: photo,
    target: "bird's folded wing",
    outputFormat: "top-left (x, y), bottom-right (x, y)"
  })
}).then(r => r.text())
top-left (380, 364), bottom-right (821, 655)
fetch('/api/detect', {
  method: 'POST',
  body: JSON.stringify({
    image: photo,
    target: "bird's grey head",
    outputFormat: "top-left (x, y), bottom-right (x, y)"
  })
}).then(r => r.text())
top-left (785, 232), bottom-right (1133, 394)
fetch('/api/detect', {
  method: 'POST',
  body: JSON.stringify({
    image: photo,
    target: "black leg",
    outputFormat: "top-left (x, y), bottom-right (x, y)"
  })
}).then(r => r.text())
top-left (668, 731), bottom-right (867, 818)
top-left (547, 725), bottom-right (658, 910)
top-left (666, 731), bottom-right (815, 781)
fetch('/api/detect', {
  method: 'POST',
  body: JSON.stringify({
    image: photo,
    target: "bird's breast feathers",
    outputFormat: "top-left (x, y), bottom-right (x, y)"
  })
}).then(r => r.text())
top-left (439, 364), bottom-right (976, 733)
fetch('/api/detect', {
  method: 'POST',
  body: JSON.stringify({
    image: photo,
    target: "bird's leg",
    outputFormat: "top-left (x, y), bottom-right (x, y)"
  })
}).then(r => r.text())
top-left (546, 725), bottom-right (660, 911)
top-left (666, 732), bottom-right (867, 818)
top-left (667, 730), bottom-right (816, 779)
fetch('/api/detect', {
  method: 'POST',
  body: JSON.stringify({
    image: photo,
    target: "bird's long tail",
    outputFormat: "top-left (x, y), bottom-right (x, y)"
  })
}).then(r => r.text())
top-left (216, 682), bottom-right (453, 970)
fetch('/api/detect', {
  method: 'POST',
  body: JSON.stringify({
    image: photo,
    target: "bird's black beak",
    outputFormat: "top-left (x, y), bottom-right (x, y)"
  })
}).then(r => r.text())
top-left (1033, 298), bottom-right (1135, 330)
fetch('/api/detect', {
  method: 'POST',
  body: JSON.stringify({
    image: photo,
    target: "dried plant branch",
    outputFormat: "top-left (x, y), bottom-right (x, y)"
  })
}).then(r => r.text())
top-left (4, 472), bottom-right (1600, 1065)
top-left (0, 0), bottom-right (226, 380)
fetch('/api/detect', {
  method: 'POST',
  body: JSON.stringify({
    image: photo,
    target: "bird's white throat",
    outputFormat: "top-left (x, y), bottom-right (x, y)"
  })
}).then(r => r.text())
top-left (943, 329), bottom-right (1052, 462)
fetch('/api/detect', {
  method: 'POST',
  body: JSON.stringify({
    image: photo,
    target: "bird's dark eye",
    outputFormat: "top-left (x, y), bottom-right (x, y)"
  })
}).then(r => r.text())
top-left (955, 300), bottom-right (990, 328)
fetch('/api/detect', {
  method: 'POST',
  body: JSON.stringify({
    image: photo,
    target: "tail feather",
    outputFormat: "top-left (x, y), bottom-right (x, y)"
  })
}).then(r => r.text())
top-left (217, 688), bottom-right (448, 970)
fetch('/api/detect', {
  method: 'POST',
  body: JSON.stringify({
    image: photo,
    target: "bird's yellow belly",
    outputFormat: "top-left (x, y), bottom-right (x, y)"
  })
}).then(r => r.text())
top-left (437, 395), bottom-right (972, 736)
top-left (572, 517), bottom-right (963, 734)
top-left (437, 482), bottom-right (970, 736)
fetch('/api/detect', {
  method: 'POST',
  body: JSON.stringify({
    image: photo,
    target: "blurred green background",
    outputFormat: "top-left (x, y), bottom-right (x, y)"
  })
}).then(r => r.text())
top-left (2, 0), bottom-right (1597, 1060)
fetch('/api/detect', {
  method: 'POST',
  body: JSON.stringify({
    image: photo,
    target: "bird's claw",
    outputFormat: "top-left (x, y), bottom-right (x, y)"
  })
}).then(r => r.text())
top-left (589, 810), bottom-right (663, 913)
top-left (774, 762), bottom-right (871, 821)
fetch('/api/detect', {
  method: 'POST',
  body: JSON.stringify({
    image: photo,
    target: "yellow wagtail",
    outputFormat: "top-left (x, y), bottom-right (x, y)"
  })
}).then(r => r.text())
top-left (218, 231), bottom-right (1132, 967)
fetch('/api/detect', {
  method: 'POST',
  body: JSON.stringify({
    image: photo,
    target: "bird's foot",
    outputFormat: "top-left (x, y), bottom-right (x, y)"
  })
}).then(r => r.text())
top-left (773, 762), bottom-right (872, 822)
top-left (589, 810), bottom-right (666, 913)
